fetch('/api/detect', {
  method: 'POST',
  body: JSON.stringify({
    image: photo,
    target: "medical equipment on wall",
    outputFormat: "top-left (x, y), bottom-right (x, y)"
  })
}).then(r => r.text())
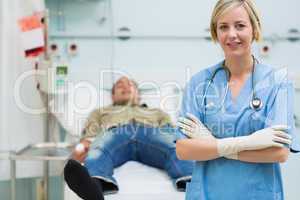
top-left (67, 42), bottom-right (79, 56)
top-left (36, 59), bottom-right (69, 94)
top-left (201, 56), bottom-right (262, 121)
top-left (259, 41), bottom-right (272, 57)
top-left (18, 13), bottom-right (46, 58)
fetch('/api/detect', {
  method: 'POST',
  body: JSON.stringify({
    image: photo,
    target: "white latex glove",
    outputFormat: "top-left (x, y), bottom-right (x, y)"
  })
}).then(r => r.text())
top-left (178, 113), bottom-right (237, 159)
top-left (178, 113), bottom-right (214, 139)
top-left (217, 125), bottom-right (292, 157)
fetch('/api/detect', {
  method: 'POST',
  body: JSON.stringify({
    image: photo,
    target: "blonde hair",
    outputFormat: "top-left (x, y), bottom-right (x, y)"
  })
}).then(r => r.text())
top-left (210, 0), bottom-right (262, 42)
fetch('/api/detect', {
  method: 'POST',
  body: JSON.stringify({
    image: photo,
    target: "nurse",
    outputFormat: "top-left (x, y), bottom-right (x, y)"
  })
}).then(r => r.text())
top-left (176, 0), bottom-right (300, 199)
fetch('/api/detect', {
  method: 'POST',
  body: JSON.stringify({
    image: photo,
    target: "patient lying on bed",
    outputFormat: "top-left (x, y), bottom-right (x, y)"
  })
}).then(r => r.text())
top-left (64, 76), bottom-right (193, 200)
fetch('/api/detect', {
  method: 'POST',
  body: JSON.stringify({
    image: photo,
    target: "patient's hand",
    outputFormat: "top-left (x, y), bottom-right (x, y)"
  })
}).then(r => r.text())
top-left (72, 139), bottom-right (91, 163)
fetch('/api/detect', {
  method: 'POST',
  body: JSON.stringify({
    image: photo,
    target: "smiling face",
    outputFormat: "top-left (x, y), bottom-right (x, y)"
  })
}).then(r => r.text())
top-left (216, 5), bottom-right (254, 59)
top-left (111, 77), bottom-right (140, 105)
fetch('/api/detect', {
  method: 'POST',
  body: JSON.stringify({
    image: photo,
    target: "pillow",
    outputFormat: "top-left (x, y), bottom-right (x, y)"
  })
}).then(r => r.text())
top-left (139, 85), bottom-right (182, 123)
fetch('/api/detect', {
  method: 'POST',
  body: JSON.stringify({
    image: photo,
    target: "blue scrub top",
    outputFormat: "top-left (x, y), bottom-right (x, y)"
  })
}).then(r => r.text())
top-left (179, 62), bottom-right (300, 200)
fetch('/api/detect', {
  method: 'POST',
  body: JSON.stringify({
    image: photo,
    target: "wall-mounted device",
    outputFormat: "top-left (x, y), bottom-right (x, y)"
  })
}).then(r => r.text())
top-left (36, 59), bottom-right (69, 94)
top-left (259, 41), bottom-right (272, 57)
top-left (67, 42), bottom-right (78, 57)
top-left (49, 43), bottom-right (59, 56)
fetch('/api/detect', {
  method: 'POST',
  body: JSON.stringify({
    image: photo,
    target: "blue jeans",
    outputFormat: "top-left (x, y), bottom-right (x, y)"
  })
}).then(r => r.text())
top-left (84, 123), bottom-right (193, 194)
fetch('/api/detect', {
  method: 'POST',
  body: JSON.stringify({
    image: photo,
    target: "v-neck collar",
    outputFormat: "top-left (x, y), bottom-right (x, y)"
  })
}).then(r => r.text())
top-left (226, 73), bottom-right (252, 112)
top-left (209, 61), bottom-right (259, 113)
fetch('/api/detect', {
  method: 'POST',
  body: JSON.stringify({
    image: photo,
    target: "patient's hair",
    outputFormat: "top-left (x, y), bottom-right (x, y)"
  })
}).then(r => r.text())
top-left (210, 0), bottom-right (262, 42)
top-left (111, 78), bottom-right (138, 95)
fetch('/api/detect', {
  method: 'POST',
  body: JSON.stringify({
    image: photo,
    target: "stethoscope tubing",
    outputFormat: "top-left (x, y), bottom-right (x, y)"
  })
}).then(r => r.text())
top-left (202, 56), bottom-right (262, 118)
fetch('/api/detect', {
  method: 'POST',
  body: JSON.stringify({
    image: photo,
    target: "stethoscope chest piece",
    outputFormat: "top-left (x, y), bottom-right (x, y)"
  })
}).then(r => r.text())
top-left (250, 97), bottom-right (263, 110)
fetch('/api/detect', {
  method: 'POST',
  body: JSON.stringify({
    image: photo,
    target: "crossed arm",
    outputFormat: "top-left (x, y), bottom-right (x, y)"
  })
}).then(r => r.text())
top-left (176, 138), bottom-right (289, 163)
top-left (176, 114), bottom-right (290, 163)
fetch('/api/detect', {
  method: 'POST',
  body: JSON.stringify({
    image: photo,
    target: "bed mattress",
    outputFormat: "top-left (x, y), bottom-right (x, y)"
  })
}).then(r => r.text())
top-left (64, 161), bottom-right (185, 200)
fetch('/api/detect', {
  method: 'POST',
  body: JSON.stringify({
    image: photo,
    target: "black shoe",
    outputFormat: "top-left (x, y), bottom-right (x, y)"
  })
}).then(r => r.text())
top-left (176, 176), bottom-right (192, 192)
top-left (64, 159), bottom-right (104, 200)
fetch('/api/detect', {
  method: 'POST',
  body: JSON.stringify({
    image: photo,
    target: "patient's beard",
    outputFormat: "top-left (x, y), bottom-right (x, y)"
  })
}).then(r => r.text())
top-left (113, 99), bottom-right (139, 106)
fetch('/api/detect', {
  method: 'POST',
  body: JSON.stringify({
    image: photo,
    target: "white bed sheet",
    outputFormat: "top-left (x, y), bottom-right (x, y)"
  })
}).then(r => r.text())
top-left (55, 87), bottom-right (184, 199)
top-left (64, 161), bottom-right (185, 200)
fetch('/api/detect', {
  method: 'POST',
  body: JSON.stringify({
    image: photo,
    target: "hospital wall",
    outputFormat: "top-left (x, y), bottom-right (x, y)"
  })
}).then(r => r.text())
top-left (0, 0), bottom-right (300, 199)
top-left (0, 0), bottom-right (66, 194)
top-left (0, 0), bottom-right (46, 181)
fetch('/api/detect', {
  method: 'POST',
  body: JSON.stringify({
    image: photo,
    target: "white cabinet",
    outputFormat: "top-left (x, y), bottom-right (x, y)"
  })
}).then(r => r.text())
top-left (112, 0), bottom-right (217, 37)
top-left (46, 0), bottom-right (112, 35)
top-left (256, 0), bottom-right (300, 37)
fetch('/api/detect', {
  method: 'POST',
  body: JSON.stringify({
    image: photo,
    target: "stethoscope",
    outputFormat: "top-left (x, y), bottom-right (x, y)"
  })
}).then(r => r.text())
top-left (201, 56), bottom-right (263, 116)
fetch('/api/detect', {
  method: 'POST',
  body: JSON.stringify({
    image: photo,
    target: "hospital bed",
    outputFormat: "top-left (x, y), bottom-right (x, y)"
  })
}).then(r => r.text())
top-left (49, 85), bottom-right (185, 200)
top-left (64, 161), bottom-right (185, 200)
